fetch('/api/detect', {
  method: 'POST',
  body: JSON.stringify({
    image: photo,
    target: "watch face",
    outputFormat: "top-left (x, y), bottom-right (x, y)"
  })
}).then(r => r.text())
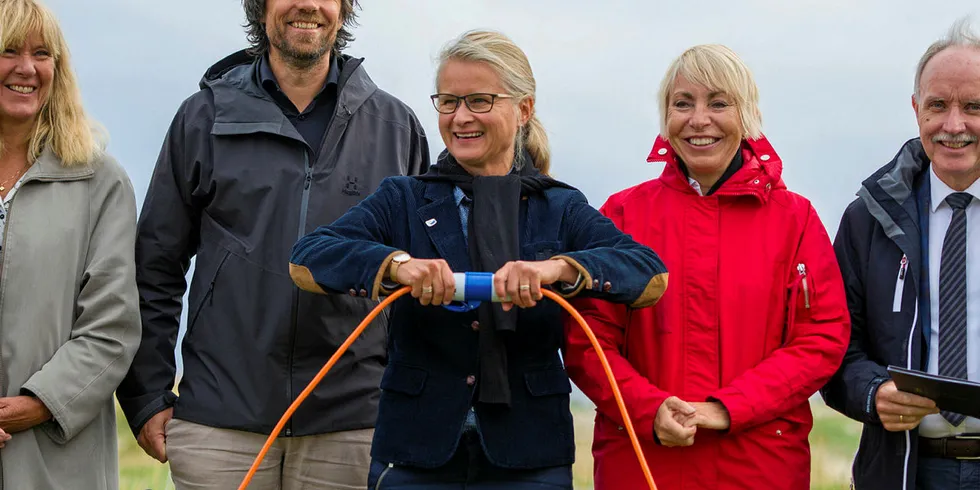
top-left (394, 253), bottom-right (411, 263)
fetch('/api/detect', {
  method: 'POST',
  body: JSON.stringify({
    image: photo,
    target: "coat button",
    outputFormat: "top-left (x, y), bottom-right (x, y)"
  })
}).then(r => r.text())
top-left (471, 321), bottom-right (480, 331)
top-left (348, 289), bottom-right (357, 296)
top-left (466, 375), bottom-right (476, 386)
top-left (359, 289), bottom-right (368, 297)
top-left (603, 281), bottom-right (612, 292)
top-left (657, 148), bottom-right (668, 156)
top-left (592, 279), bottom-right (600, 289)
top-left (760, 154), bottom-right (771, 161)
top-left (753, 179), bottom-right (760, 185)
top-left (776, 429), bottom-right (782, 436)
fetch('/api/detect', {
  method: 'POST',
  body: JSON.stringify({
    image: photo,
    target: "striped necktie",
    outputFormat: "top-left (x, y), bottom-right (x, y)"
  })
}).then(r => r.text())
top-left (938, 192), bottom-right (974, 426)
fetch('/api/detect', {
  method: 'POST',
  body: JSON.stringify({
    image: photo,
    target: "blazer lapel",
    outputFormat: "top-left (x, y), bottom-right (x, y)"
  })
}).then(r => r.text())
top-left (417, 182), bottom-right (472, 272)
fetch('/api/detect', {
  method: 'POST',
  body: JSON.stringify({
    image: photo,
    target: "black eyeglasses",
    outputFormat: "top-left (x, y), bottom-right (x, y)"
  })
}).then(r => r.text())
top-left (430, 93), bottom-right (514, 114)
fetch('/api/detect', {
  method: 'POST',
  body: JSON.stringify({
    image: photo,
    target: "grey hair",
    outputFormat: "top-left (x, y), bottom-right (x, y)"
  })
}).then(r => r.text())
top-left (436, 30), bottom-right (551, 175)
top-left (914, 17), bottom-right (980, 99)
top-left (241, 0), bottom-right (360, 57)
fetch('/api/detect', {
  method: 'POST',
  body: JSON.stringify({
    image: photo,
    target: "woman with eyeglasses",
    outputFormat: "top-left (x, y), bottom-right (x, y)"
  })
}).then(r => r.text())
top-left (288, 30), bottom-right (668, 489)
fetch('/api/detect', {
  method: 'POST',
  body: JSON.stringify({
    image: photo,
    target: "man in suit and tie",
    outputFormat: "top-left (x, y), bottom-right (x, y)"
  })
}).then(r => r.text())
top-left (821, 18), bottom-right (980, 490)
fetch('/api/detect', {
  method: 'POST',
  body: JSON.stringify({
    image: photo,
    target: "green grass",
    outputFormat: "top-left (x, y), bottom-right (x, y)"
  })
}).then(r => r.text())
top-left (117, 396), bottom-right (861, 489)
top-left (115, 404), bottom-right (173, 490)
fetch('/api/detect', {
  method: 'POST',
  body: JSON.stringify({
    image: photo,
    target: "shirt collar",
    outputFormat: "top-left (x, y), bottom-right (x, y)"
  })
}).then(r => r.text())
top-left (930, 166), bottom-right (980, 213)
top-left (688, 177), bottom-right (704, 196)
top-left (453, 186), bottom-right (469, 207)
top-left (259, 53), bottom-right (340, 97)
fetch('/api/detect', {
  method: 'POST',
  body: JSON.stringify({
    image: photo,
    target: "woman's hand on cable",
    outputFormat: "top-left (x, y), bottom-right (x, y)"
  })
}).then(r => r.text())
top-left (494, 259), bottom-right (578, 311)
top-left (392, 258), bottom-right (456, 306)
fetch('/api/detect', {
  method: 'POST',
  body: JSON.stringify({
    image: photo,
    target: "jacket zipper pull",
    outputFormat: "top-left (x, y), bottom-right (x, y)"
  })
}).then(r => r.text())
top-left (304, 167), bottom-right (313, 190)
top-left (899, 255), bottom-right (908, 280)
top-left (797, 263), bottom-right (810, 309)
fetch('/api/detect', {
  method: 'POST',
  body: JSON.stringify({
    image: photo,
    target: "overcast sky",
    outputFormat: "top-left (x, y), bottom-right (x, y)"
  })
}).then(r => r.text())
top-left (43, 0), bottom-right (980, 234)
top-left (38, 1), bottom-right (980, 372)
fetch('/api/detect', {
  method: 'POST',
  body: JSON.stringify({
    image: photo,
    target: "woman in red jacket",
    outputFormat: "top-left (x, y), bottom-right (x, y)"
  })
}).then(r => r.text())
top-left (564, 44), bottom-right (851, 490)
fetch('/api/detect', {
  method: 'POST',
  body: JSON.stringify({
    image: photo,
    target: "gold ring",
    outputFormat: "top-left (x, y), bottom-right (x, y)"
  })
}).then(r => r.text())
top-left (519, 284), bottom-right (530, 291)
top-left (900, 414), bottom-right (904, 423)
top-left (422, 286), bottom-right (433, 294)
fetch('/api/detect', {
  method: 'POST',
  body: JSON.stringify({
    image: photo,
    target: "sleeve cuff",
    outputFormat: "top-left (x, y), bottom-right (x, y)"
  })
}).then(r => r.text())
top-left (551, 256), bottom-right (592, 298)
top-left (372, 250), bottom-right (407, 300)
top-left (128, 392), bottom-right (178, 436)
top-left (707, 388), bottom-right (752, 433)
top-left (866, 376), bottom-right (889, 423)
top-left (558, 273), bottom-right (583, 293)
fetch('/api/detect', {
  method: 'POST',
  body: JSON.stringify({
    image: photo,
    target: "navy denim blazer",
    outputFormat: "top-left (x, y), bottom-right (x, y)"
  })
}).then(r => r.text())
top-left (290, 175), bottom-right (668, 470)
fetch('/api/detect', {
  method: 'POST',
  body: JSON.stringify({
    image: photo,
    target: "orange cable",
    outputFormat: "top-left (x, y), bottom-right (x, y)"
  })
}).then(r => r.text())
top-left (238, 286), bottom-right (657, 490)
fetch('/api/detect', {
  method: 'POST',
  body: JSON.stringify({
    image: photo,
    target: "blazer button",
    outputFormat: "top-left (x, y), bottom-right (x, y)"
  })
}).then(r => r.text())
top-left (592, 279), bottom-right (600, 289)
top-left (471, 321), bottom-right (480, 331)
top-left (348, 289), bottom-right (357, 296)
top-left (359, 289), bottom-right (368, 297)
top-left (603, 281), bottom-right (612, 292)
top-left (466, 375), bottom-right (476, 386)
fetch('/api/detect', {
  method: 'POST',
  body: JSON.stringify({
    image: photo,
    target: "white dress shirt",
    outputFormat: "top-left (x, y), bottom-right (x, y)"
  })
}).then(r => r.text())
top-left (919, 169), bottom-right (980, 438)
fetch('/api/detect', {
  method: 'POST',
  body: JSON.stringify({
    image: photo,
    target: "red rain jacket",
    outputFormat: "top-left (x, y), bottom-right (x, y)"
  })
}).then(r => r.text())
top-left (565, 136), bottom-right (850, 490)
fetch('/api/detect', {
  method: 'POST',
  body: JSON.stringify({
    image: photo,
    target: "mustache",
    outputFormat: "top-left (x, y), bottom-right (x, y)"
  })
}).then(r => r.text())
top-left (285, 13), bottom-right (326, 24)
top-left (932, 133), bottom-right (978, 144)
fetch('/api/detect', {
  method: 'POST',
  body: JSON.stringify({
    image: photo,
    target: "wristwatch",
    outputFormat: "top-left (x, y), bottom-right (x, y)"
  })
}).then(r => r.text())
top-left (389, 253), bottom-right (412, 282)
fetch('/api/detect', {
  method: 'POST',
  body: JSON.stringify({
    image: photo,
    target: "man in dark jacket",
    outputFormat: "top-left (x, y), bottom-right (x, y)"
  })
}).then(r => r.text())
top-left (822, 19), bottom-right (980, 490)
top-left (116, 0), bottom-right (430, 488)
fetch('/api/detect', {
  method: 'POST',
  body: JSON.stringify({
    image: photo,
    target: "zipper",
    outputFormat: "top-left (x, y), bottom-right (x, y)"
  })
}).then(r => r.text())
top-left (893, 254), bottom-right (908, 313)
top-left (186, 250), bottom-right (231, 336)
top-left (797, 263), bottom-right (810, 309)
top-left (0, 199), bottom-right (12, 279)
top-left (0, 197), bottom-right (14, 397)
top-left (286, 151), bottom-right (314, 437)
top-left (374, 463), bottom-right (394, 489)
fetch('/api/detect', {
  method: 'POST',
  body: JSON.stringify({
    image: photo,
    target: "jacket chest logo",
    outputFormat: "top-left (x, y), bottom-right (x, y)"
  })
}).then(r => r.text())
top-left (342, 175), bottom-right (362, 196)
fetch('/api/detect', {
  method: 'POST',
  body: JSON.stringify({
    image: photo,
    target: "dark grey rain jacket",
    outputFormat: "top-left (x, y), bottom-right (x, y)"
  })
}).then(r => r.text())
top-left (117, 50), bottom-right (430, 437)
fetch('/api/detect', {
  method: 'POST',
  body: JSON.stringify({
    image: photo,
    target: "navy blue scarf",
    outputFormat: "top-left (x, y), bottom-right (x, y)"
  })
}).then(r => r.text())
top-left (415, 150), bottom-right (574, 406)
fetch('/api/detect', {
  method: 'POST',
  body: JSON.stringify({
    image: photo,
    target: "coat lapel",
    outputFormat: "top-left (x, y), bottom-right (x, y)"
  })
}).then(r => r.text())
top-left (416, 182), bottom-right (471, 272)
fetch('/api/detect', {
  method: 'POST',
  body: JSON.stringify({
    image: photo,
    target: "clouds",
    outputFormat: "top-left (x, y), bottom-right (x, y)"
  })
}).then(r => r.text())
top-left (44, 0), bottom-right (980, 232)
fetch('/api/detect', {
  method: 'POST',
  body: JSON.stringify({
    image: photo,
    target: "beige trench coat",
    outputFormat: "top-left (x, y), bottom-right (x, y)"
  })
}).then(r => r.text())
top-left (0, 148), bottom-right (140, 489)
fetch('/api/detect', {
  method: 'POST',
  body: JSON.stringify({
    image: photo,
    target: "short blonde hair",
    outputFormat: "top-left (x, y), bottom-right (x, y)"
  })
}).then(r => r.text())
top-left (437, 30), bottom-right (551, 175)
top-left (0, 0), bottom-right (101, 166)
top-left (657, 44), bottom-right (763, 140)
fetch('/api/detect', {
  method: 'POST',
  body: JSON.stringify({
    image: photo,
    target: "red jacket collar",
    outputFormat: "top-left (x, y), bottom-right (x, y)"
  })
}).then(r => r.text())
top-left (645, 135), bottom-right (785, 200)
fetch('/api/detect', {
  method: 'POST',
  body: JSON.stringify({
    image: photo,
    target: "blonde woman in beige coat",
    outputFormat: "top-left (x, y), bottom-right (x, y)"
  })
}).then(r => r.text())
top-left (0, 0), bottom-right (140, 488)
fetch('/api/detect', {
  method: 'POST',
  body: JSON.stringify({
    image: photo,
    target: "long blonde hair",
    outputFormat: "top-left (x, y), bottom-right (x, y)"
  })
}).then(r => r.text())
top-left (437, 30), bottom-right (551, 175)
top-left (0, 0), bottom-right (101, 166)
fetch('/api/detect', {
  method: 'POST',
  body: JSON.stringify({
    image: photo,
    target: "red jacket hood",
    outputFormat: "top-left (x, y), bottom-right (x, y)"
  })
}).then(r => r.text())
top-left (645, 135), bottom-right (787, 201)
